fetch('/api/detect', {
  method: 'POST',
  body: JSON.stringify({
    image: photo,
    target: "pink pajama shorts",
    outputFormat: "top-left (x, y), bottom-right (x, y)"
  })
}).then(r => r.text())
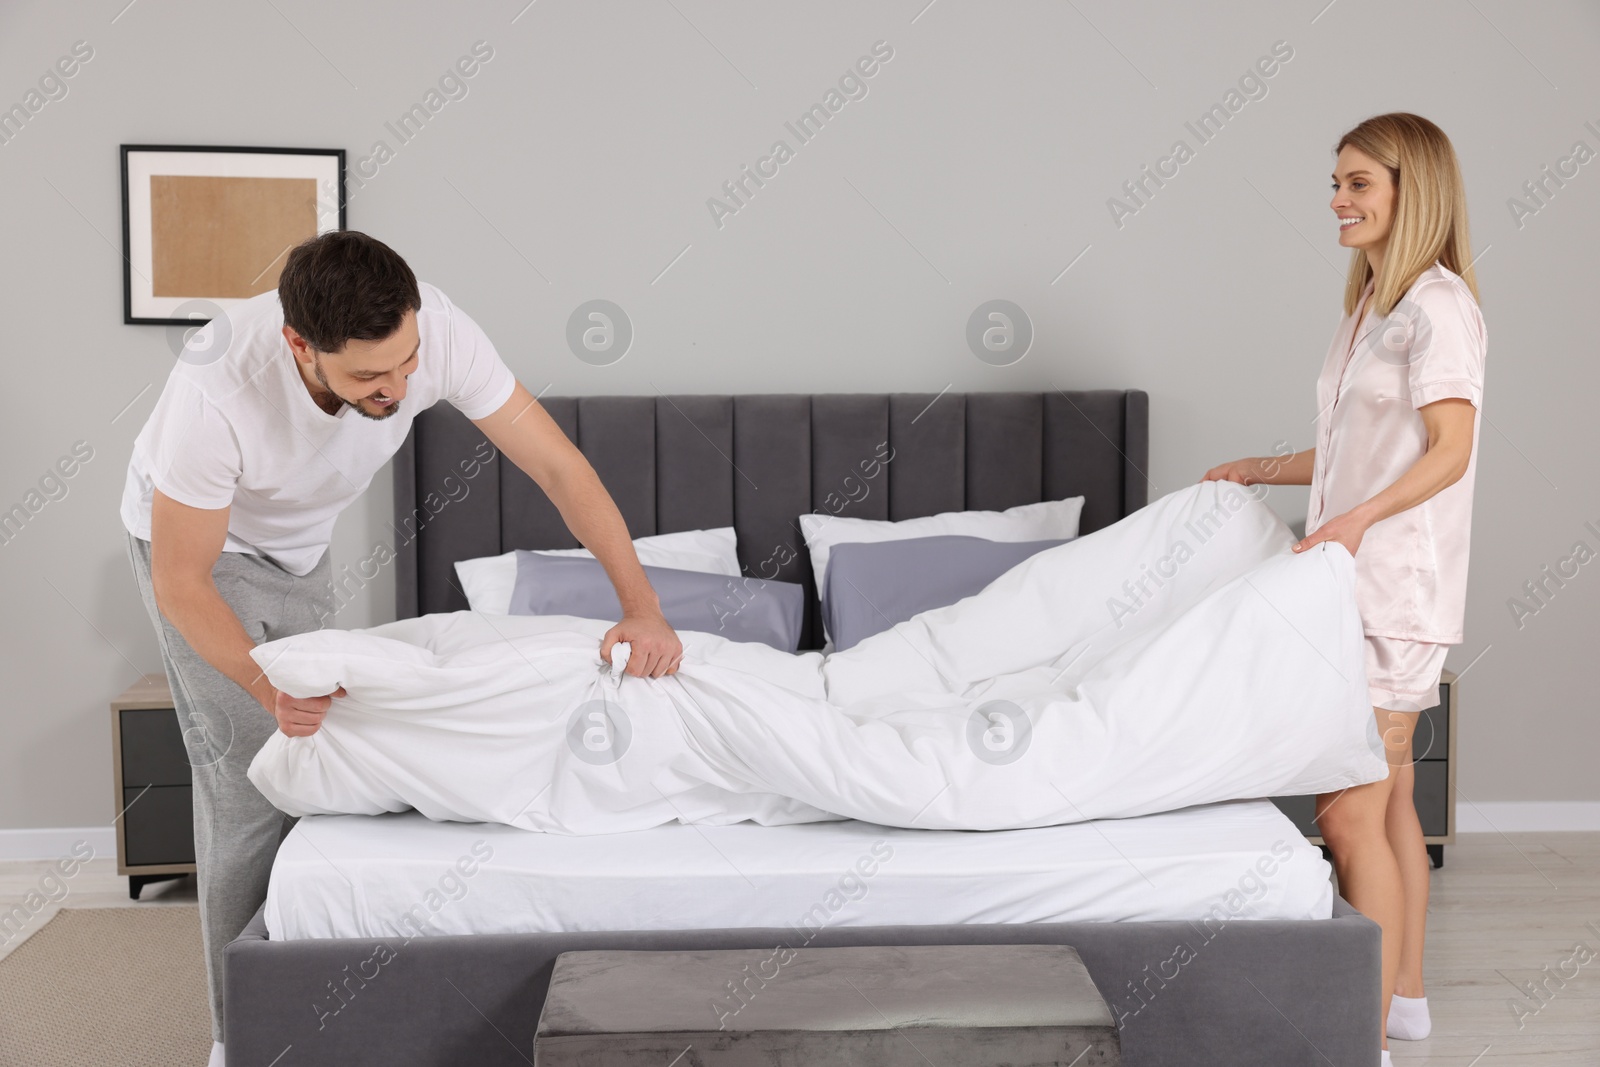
top-left (1363, 636), bottom-right (1447, 712)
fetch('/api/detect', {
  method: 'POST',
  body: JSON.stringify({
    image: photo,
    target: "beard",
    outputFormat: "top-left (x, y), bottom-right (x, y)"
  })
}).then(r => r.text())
top-left (311, 355), bottom-right (401, 421)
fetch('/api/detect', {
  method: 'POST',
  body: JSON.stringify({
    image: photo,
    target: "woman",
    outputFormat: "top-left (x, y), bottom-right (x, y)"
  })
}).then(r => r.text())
top-left (1204, 112), bottom-right (1486, 1064)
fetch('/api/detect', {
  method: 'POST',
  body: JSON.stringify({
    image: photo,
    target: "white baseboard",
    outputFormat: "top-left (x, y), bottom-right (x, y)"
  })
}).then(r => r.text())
top-left (1455, 802), bottom-right (1600, 833)
top-left (0, 827), bottom-right (118, 862)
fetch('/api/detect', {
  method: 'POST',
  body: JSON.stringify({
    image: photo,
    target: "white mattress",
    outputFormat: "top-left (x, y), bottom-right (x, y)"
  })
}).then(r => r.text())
top-left (264, 799), bottom-right (1332, 941)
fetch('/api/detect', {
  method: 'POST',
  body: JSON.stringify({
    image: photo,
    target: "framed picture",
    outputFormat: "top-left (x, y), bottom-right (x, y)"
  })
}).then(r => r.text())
top-left (120, 144), bottom-right (345, 326)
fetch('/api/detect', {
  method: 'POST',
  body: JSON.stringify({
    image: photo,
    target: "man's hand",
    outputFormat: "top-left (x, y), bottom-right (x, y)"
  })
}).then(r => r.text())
top-left (601, 614), bottom-right (683, 678)
top-left (1292, 509), bottom-right (1369, 556)
top-left (271, 686), bottom-right (347, 737)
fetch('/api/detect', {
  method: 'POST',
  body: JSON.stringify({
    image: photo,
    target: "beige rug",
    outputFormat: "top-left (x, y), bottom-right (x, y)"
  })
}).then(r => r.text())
top-left (0, 906), bottom-right (209, 1067)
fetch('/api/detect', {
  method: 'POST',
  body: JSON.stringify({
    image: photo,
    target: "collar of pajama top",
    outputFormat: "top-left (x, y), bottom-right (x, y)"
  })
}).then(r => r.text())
top-left (1306, 261), bottom-right (1487, 644)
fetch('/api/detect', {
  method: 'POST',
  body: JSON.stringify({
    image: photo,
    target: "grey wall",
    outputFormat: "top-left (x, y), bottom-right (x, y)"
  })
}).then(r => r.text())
top-left (2, 0), bottom-right (1595, 830)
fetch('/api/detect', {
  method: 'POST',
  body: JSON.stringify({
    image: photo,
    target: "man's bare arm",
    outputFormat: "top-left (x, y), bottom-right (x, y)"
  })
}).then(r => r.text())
top-left (149, 490), bottom-right (339, 735)
top-left (150, 491), bottom-right (277, 711)
top-left (472, 382), bottom-right (683, 677)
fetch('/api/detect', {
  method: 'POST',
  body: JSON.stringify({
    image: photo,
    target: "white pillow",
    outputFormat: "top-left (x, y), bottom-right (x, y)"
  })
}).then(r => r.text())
top-left (454, 527), bottom-right (740, 615)
top-left (798, 497), bottom-right (1086, 626)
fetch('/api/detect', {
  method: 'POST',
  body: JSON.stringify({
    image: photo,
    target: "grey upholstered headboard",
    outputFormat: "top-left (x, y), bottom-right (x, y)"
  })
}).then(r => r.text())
top-left (394, 391), bottom-right (1149, 650)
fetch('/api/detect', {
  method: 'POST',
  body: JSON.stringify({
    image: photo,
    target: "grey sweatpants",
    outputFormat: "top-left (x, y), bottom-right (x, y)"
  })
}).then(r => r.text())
top-left (125, 531), bottom-right (332, 1043)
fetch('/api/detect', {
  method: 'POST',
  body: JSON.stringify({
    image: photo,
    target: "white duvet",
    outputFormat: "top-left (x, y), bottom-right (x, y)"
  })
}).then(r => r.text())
top-left (247, 481), bottom-right (1389, 834)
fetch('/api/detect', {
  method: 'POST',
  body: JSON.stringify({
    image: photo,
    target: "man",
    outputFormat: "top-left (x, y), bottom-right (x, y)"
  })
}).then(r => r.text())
top-left (120, 230), bottom-right (682, 1066)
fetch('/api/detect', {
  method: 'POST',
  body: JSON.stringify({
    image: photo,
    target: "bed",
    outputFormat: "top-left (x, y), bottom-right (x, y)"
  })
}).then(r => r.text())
top-left (225, 391), bottom-right (1380, 1066)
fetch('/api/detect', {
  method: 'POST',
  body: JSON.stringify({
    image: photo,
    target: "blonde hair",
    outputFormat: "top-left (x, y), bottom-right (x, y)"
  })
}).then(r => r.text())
top-left (1334, 113), bottom-right (1480, 317)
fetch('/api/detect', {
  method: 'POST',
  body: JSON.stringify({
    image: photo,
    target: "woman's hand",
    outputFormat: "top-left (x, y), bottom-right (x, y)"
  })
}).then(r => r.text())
top-left (1202, 448), bottom-right (1312, 487)
top-left (1201, 458), bottom-right (1269, 485)
top-left (1293, 509), bottom-right (1369, 556)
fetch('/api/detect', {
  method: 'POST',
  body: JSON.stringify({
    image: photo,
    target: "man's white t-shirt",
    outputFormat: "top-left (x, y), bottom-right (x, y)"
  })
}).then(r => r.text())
top-left (120, 282), bottom-right (517, 576)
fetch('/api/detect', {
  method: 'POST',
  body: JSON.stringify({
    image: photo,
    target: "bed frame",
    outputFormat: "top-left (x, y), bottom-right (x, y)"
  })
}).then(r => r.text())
top-left (225, 391), bottom-right (1380, 1066)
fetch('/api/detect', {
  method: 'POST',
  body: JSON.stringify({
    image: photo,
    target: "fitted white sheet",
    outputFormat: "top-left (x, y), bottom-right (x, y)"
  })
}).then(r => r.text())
top-left (263, 799), bottom-right (1332, 941)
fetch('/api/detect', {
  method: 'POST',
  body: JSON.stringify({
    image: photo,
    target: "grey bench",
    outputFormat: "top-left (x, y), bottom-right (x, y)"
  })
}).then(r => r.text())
top-left (535, 944), bottom-right (1120, 1066)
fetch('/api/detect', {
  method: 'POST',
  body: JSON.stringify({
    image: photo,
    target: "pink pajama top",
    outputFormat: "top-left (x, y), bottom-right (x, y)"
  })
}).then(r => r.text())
top-left (1306, 262), bottom-right (1487, 644)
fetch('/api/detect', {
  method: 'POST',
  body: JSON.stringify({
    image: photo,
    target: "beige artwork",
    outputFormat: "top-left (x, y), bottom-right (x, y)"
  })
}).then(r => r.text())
top-left (150, 175), bottom-right (318, 298)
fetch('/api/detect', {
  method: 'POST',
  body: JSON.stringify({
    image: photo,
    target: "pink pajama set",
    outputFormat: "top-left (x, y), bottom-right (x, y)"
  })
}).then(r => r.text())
top-left (1306, 262), bottom-right (1488, 712)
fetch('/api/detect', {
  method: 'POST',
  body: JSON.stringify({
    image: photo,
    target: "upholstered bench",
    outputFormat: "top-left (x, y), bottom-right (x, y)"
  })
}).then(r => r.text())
top-left (535, 943), bottom-right (1120, 1066)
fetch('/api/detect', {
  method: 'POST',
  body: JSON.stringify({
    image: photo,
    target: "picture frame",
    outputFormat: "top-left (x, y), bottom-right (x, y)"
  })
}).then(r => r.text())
top-left (120, 144), bottom-right (345, 326)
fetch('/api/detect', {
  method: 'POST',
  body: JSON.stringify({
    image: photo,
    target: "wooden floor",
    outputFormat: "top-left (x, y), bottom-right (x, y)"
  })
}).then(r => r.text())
top-left (2, 834), bottom-right (1597, 1064)
top-left (1396, 832), bottom-right (1600, 1065)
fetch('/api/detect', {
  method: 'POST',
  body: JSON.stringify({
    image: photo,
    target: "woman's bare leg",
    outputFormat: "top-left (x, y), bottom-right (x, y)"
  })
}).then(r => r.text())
top-left (1385, 739), bottom-right (1430, 998)
top-left (1316, 707), bottom-right (1418, 1052)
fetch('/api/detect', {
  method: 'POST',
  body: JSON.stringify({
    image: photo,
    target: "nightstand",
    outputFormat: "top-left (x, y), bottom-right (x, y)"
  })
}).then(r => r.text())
top-left (1271, 668), bottom-right (1457, 867)
top-left (111, 673), bottom-right (196, 898)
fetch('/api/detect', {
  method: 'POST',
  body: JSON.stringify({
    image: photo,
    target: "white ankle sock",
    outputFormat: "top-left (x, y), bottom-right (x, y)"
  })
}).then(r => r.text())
top-left (1381, 1050), bottom-right (1392, 1067)
top-left (207, 1041), bottom-right (225, 1067)
top-left (1387, 992), bottom-right (1431, 1040)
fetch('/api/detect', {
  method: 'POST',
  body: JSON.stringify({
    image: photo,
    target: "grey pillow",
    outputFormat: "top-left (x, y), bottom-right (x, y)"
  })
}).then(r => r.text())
top-left (822, 535), bottom-right (1069, 651)
top-left (508, 552), bottom-right (805, 653)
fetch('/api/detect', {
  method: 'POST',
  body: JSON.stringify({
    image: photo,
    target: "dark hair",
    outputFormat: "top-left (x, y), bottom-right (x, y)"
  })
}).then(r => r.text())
top-left (277, 231), bottom-right (421, 353)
